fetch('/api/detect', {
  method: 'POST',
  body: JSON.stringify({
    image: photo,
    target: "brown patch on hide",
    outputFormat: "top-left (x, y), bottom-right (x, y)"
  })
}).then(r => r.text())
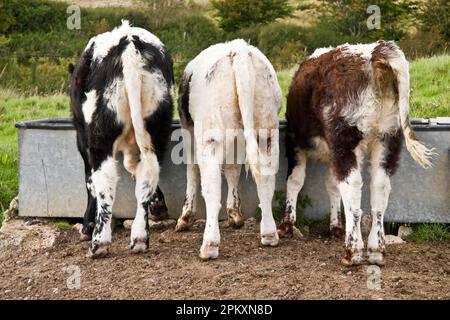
top-left (381, 129), bottom-right (403, 176)
top-left (329, 119), bottom-right (363, 181)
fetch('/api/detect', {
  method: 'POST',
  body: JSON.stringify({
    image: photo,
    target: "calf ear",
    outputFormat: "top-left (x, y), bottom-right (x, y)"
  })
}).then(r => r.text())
top-left (68, 63), bottom-right (75, 75)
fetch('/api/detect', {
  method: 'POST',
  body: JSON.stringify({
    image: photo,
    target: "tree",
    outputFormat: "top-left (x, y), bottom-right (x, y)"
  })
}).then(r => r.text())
top-left (418, 0), bottom-right (449, 42)
top-left (211, 0), bottom-right (293, 32)
top-left (317, 0), bottom-right (416, 41)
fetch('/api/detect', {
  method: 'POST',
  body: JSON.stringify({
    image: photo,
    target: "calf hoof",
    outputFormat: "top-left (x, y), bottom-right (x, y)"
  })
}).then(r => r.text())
top-left (199, 242), bottom-right (219, 260)
top-left (149, 200), bottom-right (169, 222)
top-left (175, 214), bottom-right (194, 232)
top-left (130, 238), bottom-right (149, 254)
top-left (80, 223), bottom-right (94, 241)
top-left (226, 208), bottom-right (244, 229)
top-left (341, 250), bottom-right (364, 266)
top-left (330, 225), bottom-right (345, 239)
top-left (87, 242), bottom-right (110, 259)
top-left (368, 251), bottom-right (386, 267)
top-left (277, 220), bottom-right (294, 238)
top-left (80, 233), bottom-right (92, 241)
top-left (261, 232), bottom-right (279, 247)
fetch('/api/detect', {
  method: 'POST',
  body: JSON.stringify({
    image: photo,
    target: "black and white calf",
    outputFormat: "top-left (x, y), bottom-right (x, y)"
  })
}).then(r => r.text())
top-left (278, 41), bottom-right (434, 266)
top-left (175, 39), bottom-right (282, 259)
top-left (70, 21), bottom-right (173, 257)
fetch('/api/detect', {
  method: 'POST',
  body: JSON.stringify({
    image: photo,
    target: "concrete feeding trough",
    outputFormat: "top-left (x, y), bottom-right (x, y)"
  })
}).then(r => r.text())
top-left (15, 118), bottom-right (450, 223)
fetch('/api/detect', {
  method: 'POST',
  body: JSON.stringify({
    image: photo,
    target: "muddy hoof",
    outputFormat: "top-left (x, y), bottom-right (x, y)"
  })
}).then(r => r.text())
top-left (130, 238), bottom-right (149, 254)
top-left (148, 190), bottom-right (169, 221)
top-left (199, 242), bottom-right (219, 260)
top-left (80, 224), bottom-right (94, 241)
top-left (330, 225), bottom-right (345, 239)
top-left (368, 251), bottom-right (385, 267)
top-left (261, 232), bottom-right (279, 247)
top-left (277, 220), bottom-right (294, 238)
top-left (87, 242), bottom-right (110, 259)
top-left (341, 250), bottom-right (364, 266)
top-left (175, 215), bottom-right (194, 232)
top-left (149, 205), bottom-right (169, 222)
top-left (227, 208), bottom-right (244, 229)
top-left (80, 232), bottom-right (92, 241)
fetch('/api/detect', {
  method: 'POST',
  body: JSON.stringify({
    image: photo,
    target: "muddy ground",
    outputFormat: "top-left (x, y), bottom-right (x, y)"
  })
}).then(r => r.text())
top-left (0, 218), bottom-right (449, 300)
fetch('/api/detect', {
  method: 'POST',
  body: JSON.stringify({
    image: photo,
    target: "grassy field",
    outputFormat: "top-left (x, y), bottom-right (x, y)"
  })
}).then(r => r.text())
top-left (0, 55), bottom-right (449, 224)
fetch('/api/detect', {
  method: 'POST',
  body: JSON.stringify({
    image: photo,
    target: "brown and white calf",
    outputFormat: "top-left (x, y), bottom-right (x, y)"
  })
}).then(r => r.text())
top-left (70, 21), bottom-right (173, 257)
top-left (175, 39), bottom-right (282, 259)
top-left (278, 41), bottom-right (434, 266)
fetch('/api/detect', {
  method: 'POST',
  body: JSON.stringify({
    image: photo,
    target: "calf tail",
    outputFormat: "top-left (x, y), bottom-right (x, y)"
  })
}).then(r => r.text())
top-left (384, 45), bottom-right (435, 168)
top-left (123, 42), bottom-right (160, 196)
top-left (230, 45), bottom-right (260, 177)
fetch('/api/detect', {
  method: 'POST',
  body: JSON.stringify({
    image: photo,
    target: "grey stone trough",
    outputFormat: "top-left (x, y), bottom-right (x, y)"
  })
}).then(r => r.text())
top-left (15, 118), bottom-right (450, 223)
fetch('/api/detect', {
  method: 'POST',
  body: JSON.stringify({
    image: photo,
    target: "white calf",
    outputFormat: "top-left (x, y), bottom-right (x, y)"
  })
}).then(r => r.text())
top-left (175, 39), bottom-right (282, 259)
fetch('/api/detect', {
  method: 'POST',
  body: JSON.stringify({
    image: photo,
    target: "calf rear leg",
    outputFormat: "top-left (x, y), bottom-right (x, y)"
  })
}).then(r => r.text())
top-left (176, 163), bottom-right (200, 231)
top-left (88, 157), bottom-right (120, 258)
top-left (123, 144), bottom-right (167, 221)
top-left (81, 174), bottom-right (97, 241)
top-left (256, 173), bottom-right (279, 246)
top-left (197, 136), bottom-right (223, 260)
top-left (76, 132), bottom-right (97, 241)
top-left (224, 164), bottom-right (244, 228)
top-left (148, 186), bottom-right (169, 221)
top-left (326, 169), bottom-right (344, 238)
top-left (278, 151), bottom-right (307, 237)
top-left (130, 150), bottom-right (159, 253)
top-left (368, 133), bottom-right (401, 266)
top-left (335, 148), bottom-right (365, 266)
top-left (176, 127), bottom-right (200, 231)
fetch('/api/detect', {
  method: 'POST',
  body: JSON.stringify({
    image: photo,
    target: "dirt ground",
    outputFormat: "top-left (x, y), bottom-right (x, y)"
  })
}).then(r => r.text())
top-left (0, 218), bottom-right (449, 300)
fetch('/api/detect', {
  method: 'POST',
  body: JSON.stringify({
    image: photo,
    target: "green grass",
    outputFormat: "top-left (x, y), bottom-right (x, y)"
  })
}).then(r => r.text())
top-left (52, 220), bottom-right (73, 230)
top-left (410, 55), bottom-right (450, 118)
top-left (406, 224), bottom-right (450, 242)
top-left (276, 68), bottom-right (296, 118)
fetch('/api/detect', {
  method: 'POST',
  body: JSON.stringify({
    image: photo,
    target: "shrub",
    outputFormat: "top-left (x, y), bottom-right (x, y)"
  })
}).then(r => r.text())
top-left (211, 0), bottom-right (293, 32)
top-left (418, 0), bottom-right (449, 43)
top-left (0, 56), bottom-right (74, 94)
top-left (400, 31), bottom-right (448, 60)
top-left (239, 23), bottom-right (307, 69)
top-left (300, 23), bottom-right (356, 53)
top-left (316, 0), bottom-right (416, 42)
top-left (0, 0), bottom-right (68, 35)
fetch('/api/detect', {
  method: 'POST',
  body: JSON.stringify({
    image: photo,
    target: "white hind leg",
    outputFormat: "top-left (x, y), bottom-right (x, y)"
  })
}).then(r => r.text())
top-left (197, 133), bottom-right (223, 260)
top-left (88, 157), bottom-right (120, 258)
top-left (176, 127), bottom-right (200, 231)
top-left (130, 150), bottom-right (159, 253)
